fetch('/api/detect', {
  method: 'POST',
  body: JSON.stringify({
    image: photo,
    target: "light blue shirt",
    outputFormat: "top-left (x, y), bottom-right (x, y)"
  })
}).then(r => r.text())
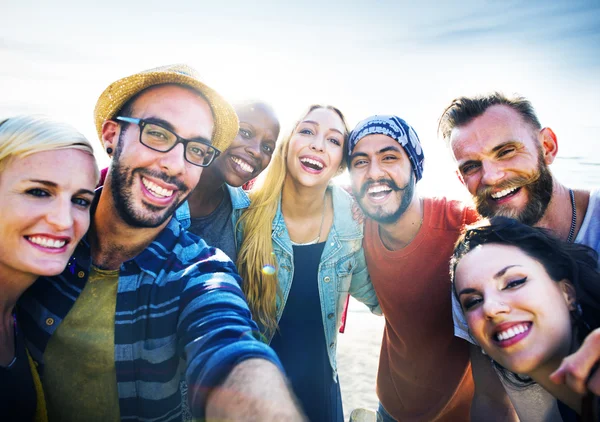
top-left (242, 185), bottom-right (381, 380)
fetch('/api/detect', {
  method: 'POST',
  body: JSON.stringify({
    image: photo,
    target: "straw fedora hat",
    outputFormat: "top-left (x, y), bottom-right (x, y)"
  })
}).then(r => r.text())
top-left (93, 64), bottom-right (238, 152)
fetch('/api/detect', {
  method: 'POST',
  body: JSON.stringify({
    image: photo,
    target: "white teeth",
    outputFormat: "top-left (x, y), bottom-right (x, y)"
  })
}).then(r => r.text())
top-left (28, 236), bottom-right (66, 249)
top-left (300, 158), bottom-right (324, 169)
top-left (142, 178), bottom-right (174, 198)
top-left (495, 323), bottom-right (530, 341)
top-left (231, 157), bottom-right (254, 173)
top-left (491, 186), bottom-right (518, 199)
top-left (367, 185), bottom-right (392, 194)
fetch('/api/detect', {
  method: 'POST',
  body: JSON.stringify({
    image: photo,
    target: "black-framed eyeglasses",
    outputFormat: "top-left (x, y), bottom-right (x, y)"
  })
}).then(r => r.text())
top-left (116, 116), bottom-right (220, 167)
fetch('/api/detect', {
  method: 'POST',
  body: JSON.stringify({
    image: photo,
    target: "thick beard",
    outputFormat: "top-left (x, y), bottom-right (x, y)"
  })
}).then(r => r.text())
top-left (357, 171), bottom-right (415, 225)
top-left (475, 155), bottom-right (553, 226)
top-left (110, 132), bottom-right (188, 228)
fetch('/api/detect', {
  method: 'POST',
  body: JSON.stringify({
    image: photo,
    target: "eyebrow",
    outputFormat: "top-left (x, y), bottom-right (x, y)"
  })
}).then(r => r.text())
top-left (28, 179), bottom-right (95, 196)
top-left (378, 145), bottom-right (403, 154)
top-left (143, 116), bottom-right (213, 144)
top-left (349, 145), bottom-right (403, 162)
top-left (457, 287), bottom-right (479, 298)
top-left (494, 265), bottom-right (520, 278)
top-left (301, 120), bottom-right (344, 136)
top-left (491, 140), bottom-right (521, 153)
top-left (459, 141), bottom-right (521, 170)
top-left (457, 265), bottom-right (522, 297)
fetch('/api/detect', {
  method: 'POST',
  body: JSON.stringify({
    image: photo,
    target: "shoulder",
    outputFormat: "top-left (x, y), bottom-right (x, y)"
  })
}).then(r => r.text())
top-left (226, 185), bottom-right (251, 209)
top-left (588, 189), bottom-right (600, 211)
top-left (576, 189), bottom-right (600, 257)
top-left (426, 196), bottom-right (480, 231)
top-left (331, 184), bottom-right (354, 207)
top-left (152, 218), bottom-right (241, 283)
top-left (331, 185), bottom-right (363, 236)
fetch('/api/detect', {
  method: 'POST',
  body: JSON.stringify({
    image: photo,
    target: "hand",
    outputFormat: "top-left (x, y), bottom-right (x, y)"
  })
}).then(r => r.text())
top-left (550, 327), bottom-right (600, 395)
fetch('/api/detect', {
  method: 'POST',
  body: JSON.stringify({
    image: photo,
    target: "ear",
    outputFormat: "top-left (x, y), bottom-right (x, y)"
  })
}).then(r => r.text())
top-left (559, 279), bottom-right (577, 310)
top-left (455, 169), bottom-right (466, 186)
top-left (539, 127), bottom-right (558, 165)
top-left (102, 120), bottom-right (120, 157)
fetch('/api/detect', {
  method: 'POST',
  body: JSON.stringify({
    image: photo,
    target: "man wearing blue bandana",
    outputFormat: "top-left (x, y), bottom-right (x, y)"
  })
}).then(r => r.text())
top-left (347, 115), bottom-right (478, 422)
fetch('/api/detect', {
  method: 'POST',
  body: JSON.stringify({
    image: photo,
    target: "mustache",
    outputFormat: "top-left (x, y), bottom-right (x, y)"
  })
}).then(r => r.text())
top-left (476, 173), bottom-right (541, 200)
top-left (359, 178), bottom-right (408, 198)
top-left (136, 168), bottom-right (188, 191)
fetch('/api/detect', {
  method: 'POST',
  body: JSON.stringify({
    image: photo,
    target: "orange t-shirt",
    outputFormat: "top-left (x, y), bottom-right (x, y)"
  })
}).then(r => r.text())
top-left (364, 197), bottom-right (479, 422)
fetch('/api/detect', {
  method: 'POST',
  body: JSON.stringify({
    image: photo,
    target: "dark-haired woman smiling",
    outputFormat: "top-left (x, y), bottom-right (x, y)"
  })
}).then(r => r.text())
top-left (452, 217), bottom-right (600, 421)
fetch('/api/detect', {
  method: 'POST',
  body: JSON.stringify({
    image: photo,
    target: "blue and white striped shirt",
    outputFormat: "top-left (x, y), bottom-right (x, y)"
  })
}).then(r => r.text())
top-left (18, 213), bottom-right (281, 421)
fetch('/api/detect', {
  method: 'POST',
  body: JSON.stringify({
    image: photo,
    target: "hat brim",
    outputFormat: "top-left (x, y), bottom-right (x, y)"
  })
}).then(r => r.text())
top-left (94, 70), bottom-right (238, 153)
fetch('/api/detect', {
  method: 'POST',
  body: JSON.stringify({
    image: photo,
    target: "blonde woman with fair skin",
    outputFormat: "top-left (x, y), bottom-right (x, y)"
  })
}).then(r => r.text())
top-left (237, 105), bottom-right (380, 421)
top-left (0, 116), bottom-right (98, 421)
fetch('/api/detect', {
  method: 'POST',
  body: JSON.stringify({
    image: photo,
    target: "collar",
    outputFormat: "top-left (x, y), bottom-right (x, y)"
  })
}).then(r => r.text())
top-left (271, 185), bottom-right (362, 239)
top-left (84, 186), bottom-right (185, 277)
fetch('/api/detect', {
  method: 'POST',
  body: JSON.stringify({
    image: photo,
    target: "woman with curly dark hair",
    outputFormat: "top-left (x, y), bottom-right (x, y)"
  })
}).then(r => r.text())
top-left (451, 216), bottom-right (600, 421)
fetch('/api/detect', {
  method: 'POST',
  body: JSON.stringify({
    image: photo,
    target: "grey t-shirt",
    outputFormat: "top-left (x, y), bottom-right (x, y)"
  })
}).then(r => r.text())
top-left (188, 191), bottom-right (237, 262)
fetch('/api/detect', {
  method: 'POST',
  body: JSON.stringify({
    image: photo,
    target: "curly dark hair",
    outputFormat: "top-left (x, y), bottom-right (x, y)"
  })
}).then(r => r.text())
top-left (450, 216), bottom-right (600, 386)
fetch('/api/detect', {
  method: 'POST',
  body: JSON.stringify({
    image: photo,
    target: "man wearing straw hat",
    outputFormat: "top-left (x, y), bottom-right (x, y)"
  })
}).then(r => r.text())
top-left (19, 65), bottom-right (304, 422)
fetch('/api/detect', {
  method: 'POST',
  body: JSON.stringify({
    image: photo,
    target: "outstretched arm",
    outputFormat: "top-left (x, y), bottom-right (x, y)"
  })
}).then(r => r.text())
top-left (179, 252), bottom-right (302, 419)
top-left (206, 358), bottom-right (306, 421)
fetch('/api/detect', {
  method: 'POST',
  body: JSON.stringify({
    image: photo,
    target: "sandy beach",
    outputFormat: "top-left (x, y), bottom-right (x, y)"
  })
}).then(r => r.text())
top-left (337, 298), bottom-right (386, 421)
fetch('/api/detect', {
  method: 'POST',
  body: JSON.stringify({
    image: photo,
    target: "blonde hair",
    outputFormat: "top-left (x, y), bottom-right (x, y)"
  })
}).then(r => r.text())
top-left (236, 105), bottom-right (349, 338)
top-left (0, 115), bottom-right (99, 179)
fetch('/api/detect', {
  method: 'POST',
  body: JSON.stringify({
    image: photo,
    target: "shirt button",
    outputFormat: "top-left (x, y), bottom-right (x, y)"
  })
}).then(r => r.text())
top-left (324, 276), bottom-right (331, 283)
top-left (77, 271), bottom-right (85, 278)
top-left (327, 313), bottom-right (334, 319)
top-left (46, 318), bottom-right (54, 326)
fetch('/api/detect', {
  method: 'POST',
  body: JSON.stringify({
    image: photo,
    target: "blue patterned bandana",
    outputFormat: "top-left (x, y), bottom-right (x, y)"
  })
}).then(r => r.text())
top-left (347, 115), bottom-right (425, 182)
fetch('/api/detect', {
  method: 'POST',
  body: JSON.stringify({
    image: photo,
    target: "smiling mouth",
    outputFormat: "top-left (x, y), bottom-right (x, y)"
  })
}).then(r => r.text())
top-left (490, 186), bottom-right (522, 201)
top-left (231, 156), bottom-right (255, 174)
top-left (300, 157), bottom-right (324, 171)
top-left (142, 177), bottom-right (174, 198)
top-left (26, 236), bottom-right (67, 249)
top-left (367, 184), bottom-right (392, 199)
top-left (494, 323), bottom-right (531, 342)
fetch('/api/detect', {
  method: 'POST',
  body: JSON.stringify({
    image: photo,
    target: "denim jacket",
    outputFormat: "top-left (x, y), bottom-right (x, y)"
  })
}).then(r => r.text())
top-left (267, 185), bottom-right (381, 380)
top-left (176, 185), bottom-right (250, 230)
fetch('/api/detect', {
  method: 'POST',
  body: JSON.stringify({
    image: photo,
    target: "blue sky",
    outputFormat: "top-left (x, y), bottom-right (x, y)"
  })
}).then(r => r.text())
top-left (2, 0), bottom-right (599, 195)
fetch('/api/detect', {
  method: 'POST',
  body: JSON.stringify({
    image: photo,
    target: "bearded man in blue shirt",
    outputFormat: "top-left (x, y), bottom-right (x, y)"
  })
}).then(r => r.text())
top-left (19, 65), bottom-right (304, 422)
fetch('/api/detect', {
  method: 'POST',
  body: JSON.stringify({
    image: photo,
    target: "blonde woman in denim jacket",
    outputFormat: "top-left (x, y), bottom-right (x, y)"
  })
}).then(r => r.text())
top-left (237, 105), bottom-right (381, 422)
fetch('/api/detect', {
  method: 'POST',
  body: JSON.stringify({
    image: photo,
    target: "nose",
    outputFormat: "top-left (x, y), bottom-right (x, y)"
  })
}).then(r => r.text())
top-left (310, 136), bottom-right (325, 152)
top-left (480, 160), bottom-right (505, 186)
top-left (159, 142), bottom-right (187, 176)
top-left (482, 297), bottom-right (510, 320)
top-left (245, 138), bottom-right (261, 158)
top-left (366, 159), bottom-right (386, 180)
top-left (46, 197), bottom-right (74, 231)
